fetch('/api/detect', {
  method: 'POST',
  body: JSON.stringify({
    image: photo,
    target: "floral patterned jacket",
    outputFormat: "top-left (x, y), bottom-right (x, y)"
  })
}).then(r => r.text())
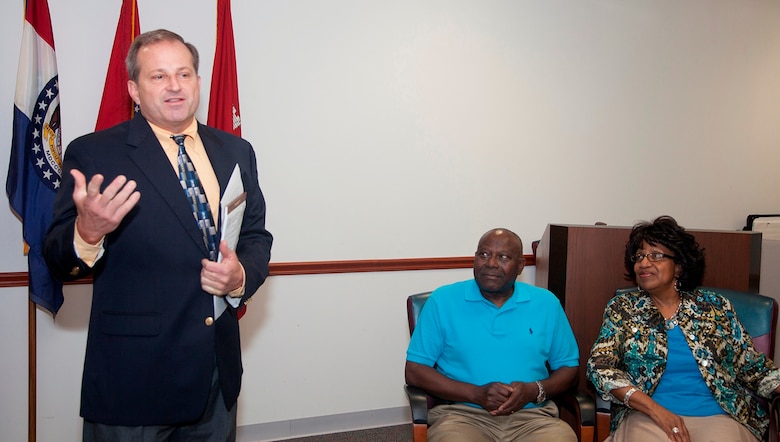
top-left (586, 288), bottom-right (780, 440)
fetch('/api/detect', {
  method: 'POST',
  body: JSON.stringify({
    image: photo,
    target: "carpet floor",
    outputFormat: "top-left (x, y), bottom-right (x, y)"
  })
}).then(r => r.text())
top-left (273, 424), bottom-right (412, 442)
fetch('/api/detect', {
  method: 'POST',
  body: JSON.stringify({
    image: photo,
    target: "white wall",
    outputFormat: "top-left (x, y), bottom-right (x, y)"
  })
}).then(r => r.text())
top-left (2, 1), bottom-right (780, 440)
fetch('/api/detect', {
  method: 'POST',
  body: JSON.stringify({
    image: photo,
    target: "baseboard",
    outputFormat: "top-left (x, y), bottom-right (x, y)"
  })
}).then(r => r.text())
top-left (236, 406), bottom-right (411, 441)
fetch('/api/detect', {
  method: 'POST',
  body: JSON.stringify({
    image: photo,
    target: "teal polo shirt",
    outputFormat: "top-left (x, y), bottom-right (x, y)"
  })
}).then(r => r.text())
top-left (406, 280), bottom-right (579, 408)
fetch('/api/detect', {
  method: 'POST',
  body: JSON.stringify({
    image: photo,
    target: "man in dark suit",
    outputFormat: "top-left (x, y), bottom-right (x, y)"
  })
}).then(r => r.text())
top-left (43, 29), bottom-right (272, 441)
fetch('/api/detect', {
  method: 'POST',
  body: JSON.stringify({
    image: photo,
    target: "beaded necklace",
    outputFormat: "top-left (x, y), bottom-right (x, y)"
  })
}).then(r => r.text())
top-left (664, 299), bottom-right (682, 330)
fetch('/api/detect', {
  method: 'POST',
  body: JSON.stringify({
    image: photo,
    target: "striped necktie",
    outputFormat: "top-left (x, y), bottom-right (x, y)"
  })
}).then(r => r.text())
top-left (172, 134), bottom-right (219, 261)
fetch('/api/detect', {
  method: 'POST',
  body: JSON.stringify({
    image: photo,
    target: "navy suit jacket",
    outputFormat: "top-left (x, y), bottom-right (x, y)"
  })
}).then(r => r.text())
top-left (43, 114), bottom-right (273, 426)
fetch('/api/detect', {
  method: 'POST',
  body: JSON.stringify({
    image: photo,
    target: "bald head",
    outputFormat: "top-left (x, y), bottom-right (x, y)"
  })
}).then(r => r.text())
top-left (478, 228), bottom-right (523, 252)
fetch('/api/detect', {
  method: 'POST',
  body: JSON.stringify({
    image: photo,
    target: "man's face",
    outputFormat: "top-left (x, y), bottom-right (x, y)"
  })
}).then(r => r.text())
top-left (127, 40), bottom-right (200, 134)
top-left (473, 231), bottom-right (524, 297)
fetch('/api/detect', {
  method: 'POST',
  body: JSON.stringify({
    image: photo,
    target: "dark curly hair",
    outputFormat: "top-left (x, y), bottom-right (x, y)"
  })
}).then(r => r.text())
top-left (624, 215), bottom-right (705, 291)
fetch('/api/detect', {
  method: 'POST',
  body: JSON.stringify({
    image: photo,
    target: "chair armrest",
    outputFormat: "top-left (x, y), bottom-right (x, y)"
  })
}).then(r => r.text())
top-left (769, 392), bottom-right (780, 442)
top-left (553, 389), bottom-right (595, 426)
top-left (405, 384), bottom-right (430, 425)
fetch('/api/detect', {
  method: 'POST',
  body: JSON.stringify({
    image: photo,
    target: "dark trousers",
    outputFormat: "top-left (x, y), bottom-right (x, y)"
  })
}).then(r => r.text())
top-left (83, 368), bottom-right (236, 442)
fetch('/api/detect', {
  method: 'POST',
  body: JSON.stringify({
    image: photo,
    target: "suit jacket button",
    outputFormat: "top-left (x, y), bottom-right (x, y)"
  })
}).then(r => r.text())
top-left (69, 266), bottom-right (80, 276)
top-left (205, 316), bottom-right (214, 326)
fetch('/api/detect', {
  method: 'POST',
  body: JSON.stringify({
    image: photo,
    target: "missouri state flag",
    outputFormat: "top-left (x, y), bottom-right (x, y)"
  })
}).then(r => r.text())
top-left (95, 0), bottom-right (140, 131)
top-left (6, 0), bottom-right (64, 315)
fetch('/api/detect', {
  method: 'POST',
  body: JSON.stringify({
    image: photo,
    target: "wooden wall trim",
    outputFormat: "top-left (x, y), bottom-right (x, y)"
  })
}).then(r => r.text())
top-left (0, 272), bottom-right (29, 288)
top-left (270, 256), bottom-right (476, 275)
top-left (0, 255), bottom-right (536, 288)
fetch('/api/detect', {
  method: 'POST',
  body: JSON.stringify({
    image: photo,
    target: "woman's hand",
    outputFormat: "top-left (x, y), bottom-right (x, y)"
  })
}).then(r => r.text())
top-left (612, 387), bottom-right (690, 442)
top-left (647, 403), bottom-right (690, 442)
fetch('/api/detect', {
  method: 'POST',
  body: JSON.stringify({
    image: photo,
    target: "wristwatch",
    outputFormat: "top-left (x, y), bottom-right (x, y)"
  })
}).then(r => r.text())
top-left (534, 380), bottom-right (546, 404)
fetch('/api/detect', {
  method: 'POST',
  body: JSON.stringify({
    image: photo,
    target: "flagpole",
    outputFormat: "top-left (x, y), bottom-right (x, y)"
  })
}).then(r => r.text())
top-left (10, 0), bottom-right (60, 436)
top-left (28, 299), bottom-right (37, 442)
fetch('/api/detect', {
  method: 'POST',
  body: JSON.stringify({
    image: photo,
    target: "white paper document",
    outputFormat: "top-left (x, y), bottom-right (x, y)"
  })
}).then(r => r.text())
top-left (215, 164), bottom-right (246, 319)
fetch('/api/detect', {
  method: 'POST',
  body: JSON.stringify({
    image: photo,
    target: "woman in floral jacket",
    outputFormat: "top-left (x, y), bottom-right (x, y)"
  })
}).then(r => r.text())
top-left (587, 216), bottom-right (780, 442)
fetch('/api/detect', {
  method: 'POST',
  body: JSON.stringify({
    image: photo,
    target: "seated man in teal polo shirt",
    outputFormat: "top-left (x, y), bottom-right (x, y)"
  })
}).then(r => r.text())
top-left (405, 228), bottom-right (579, 442)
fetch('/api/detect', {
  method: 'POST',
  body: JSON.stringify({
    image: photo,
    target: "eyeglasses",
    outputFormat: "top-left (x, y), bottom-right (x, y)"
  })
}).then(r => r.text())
top-left (630, 252), bottom-right (675, 263)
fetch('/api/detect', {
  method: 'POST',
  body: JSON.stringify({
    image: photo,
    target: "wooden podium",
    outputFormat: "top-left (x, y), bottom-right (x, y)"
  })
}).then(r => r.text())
top-left (534, 223), bottom-right (762, 390)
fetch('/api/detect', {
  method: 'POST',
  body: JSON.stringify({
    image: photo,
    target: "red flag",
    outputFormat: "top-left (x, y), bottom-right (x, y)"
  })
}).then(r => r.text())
top-left (6, 0), bottom-right (64, 314)
top-left (95, 0), bottom-right (140, 131)
top-left (210, 0), bottom-right (246, 318)
top-left (208, 0), bottom-right (242, 136)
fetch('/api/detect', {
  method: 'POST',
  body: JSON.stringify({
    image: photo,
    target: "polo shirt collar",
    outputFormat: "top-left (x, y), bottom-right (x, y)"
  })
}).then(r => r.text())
top-left (466, 280), bottom-right (528, 306)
